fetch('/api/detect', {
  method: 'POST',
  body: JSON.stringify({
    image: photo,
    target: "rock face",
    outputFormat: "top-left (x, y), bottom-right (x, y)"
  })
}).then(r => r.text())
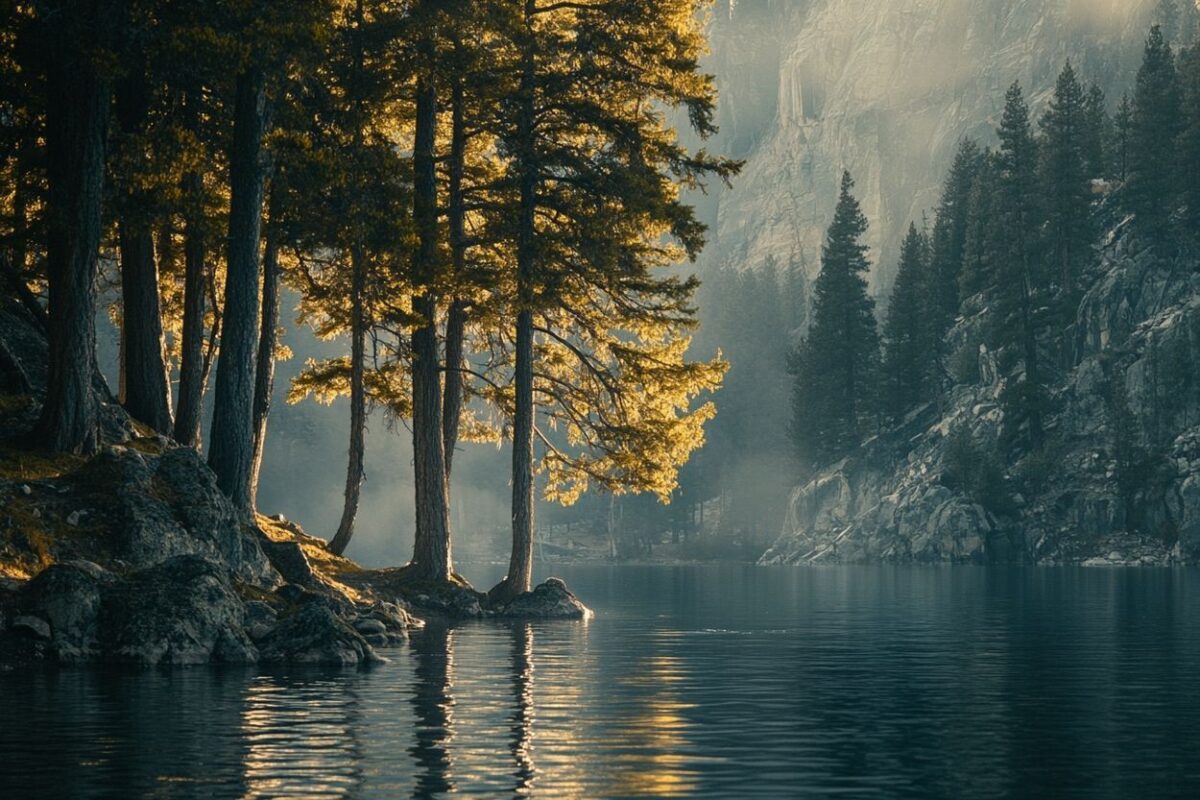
top-left (0, 295), bottom-right (422, 668)
top-left (763, 216), bottom-right (1200, 566)
top-left (258, 604), bottom-right (385, 666)
top-left (101, 556), bottom-right (258, 666)
top-left (701, 0), bottom-right (1155, 293)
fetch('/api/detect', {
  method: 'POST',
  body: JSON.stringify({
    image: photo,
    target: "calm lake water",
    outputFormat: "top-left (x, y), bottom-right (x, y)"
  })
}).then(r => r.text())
top-left (3, 564), bottom-right (1200, 798)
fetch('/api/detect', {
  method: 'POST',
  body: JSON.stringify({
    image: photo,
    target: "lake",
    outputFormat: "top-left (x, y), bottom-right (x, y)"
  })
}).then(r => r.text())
top-left (3, 564), bottom-right (1200, 798)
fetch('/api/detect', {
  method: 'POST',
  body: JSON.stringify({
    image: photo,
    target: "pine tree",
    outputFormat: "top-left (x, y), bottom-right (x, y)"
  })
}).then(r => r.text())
top-left (1082, 83), bottom-right (1111, 179)
top-left (929, 138), bottom-right (982, 345)
top-left (959, 152), bottom-right (1000, 301)
top-left (1126, 25), bottom-right (1184, 240)
top-left (882, 223), bottom-right (933, 418)
top-left (1113, 92), bottom-right (1134, 183)
top-left (485, 0), bottom-right (737, 601)
top-left (1039, 61), bottom-right (1093, 305)
top-left (790, 172), bottom-right (881, 469)
top-left (992, 82), bottom-right (1048, 452)
top-left (1179, 42), bottom-right (1200, 234)
top-left (29, 0), bottom-right (126, 455)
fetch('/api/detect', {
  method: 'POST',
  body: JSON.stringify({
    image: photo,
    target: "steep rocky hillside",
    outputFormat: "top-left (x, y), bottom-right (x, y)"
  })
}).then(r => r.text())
top-left (762, 213), bottom-right (1200, 566)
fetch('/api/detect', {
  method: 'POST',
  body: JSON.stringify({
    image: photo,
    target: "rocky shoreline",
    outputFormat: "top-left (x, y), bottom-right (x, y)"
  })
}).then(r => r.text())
top-left (762, 216), bottom-right (1200, 568)
top-left (0, 297), bottom-right (589, 671)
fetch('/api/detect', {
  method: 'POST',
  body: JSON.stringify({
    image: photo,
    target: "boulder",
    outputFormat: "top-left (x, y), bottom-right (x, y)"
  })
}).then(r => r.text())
top-left (18, 560), bottom-right (112, 662)
top-left (494, 578), bottom-right (592, 620)
top-left (100, 555), bottom-right (257, 666)
top-left (257, 604), bottom-right (385, 666)
top-left (261, 540), bottom-right (317, 588)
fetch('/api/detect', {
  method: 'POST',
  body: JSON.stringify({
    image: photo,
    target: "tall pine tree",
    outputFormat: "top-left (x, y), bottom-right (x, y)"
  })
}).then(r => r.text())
top-left (1039, 60), bottom-right (1093, 306)
top-left (1126, 25), bottom-right (1183, 240)
top-left (929, 138), bottom-right (982, 341)
top-left (790, 172), bottom-right (881, 470)
top-left (1179, 41), bottom-right (1200, 235)
top-left (882, 223), bottom-right (933, 418)
top-left (992, 82), bottom-right (1048, 452)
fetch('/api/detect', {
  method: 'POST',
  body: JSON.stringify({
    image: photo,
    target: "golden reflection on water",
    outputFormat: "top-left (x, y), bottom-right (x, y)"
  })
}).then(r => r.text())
top-left (240, 679), bottom-right (365, 799)
top-left (234, 618), bottom-right (702, 798)
top-left (603, 646), bottom-right (702, 798)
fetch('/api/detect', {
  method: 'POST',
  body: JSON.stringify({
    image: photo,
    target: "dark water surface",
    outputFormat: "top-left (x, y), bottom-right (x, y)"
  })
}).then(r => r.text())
top-left (3, 564), bottom-right (1200, 798)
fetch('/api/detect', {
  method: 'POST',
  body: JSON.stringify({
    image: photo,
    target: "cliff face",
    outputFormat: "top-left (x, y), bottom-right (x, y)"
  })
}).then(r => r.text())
top-left (703, 0), bottom-right (1153, 291)
top-left (761, 217), bottom-right (1200, 566)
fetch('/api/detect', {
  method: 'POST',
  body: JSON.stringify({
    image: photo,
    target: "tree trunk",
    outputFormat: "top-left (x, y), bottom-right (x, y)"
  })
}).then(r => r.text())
top-left (442, 69), bottom-right (468, 477)
top-left (208, 67), bottom-right (270, 510)
top-left (492, 6), bottom-right (538, 603)
top-left (115, 58), bottom-right (173, 435)
top-left (174, 88), bottom-right (207, 448)
top-left (330, 242), bottom-right (367, 556)
top-left (249, 182), bottom-right (283, 507)
top-left (330, 0), bottom-right (369, 557)
top-left (33, 27), bottom-right (110, 455)
top-left (409, 24), bottom-right (452, 581)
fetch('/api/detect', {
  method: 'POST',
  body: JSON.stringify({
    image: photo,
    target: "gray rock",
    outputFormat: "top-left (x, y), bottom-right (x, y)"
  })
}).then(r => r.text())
top-left (352, 617), bottom-right (387, 636)
top-left (495, 577), bottom-right (592, 620)
top-left (100, 555), bottom-right (258, 666)
top-left (258, 604), bottom-right (385, 666)
top-left (244, 600), bottom-right (278, 641)
top-left (18, 561), bottom-right (111, 662)
top-left (12, 615), bottom-right (50, 639)
top-left (261, 540), bottom-right (317, 588)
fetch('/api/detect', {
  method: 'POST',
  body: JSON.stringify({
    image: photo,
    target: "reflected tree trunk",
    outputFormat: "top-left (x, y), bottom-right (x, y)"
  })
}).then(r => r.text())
top-left (410, 625), bottom-right (453, 796)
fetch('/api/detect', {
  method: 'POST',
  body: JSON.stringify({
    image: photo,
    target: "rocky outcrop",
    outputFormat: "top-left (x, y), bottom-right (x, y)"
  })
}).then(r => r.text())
top-left (764, 220), bottom-right (1200, 567)
top-left (493, 578), bottom-right (592, 620)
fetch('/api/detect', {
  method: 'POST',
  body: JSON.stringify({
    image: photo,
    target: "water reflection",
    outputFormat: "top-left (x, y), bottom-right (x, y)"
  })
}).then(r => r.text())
top-left (241, 673), bottom-right (366, 798)
top-left (5, 566), bottom-right (1200, 798)
top-left (409, 625), bottom-right (455, 797)
top-left (509, 623), bottom-right (536, 796)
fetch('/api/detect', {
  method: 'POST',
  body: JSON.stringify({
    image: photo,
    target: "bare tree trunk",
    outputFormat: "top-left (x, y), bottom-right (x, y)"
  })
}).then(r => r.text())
top-left (33, 15), bottom-right (111, 455)
top-left (492, 5), bottom-right (538, 603)
top-left (174, 87), bottom-right (207, 448)
top-left (409, 17), bottom-right (452, 581)
top-left (330, 0), bottom-right (369, 557)
top-left (330, 242), bottom-right (367, 556)
top-left (115, 57), bottom-right (173, 435)
top-left (249, 182), bottom-right (282, 508)
top-left (442, 69), bottom-right (468, 477)
top-left (209, 66), bottom-right (270, 510)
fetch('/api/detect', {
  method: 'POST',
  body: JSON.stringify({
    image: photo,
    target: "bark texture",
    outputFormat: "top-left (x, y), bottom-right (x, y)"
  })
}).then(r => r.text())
top-left (329, 243), bottom-right (367, 556)
top-left (249, 185), bottom-right (283, 506)
top-left (33, 11), bottom-right (112, 455)
top-left (408, 20), bottom-right (452, 581)
top-left (173, 87), bottom-right (207, 448)
top-left (208, 67), bottom-right (269, 509)
top-left (115, 58), bottom-right (173, 435)
top-left (492, 6), bottom-right (538, 602)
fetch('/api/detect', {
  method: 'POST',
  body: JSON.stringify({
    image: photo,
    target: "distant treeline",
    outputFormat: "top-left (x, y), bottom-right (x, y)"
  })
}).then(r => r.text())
top-left (790, 18), bottom-right (1200, 511)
